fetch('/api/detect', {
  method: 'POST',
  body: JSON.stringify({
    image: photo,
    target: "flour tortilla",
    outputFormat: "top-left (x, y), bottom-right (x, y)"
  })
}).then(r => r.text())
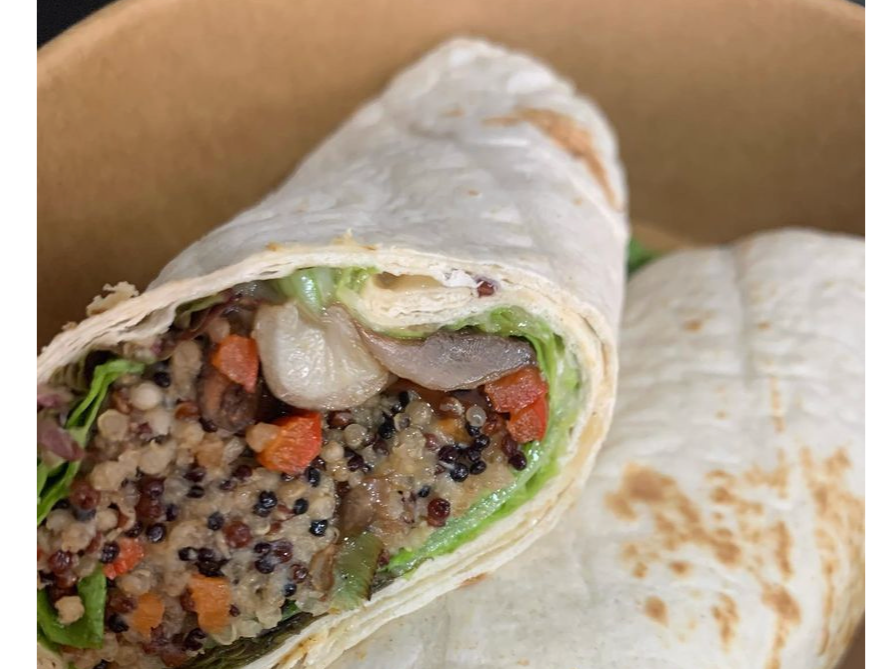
top-left (37, 38), bottom-right (628, 668)
top-left (328, 228), bottom-right (865, 669)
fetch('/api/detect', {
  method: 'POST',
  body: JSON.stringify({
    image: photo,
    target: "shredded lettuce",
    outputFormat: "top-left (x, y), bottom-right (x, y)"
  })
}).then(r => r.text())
top-left (37, 568), bottom-right (107, 649)
top-left (628, 237), bottom-right (659, 274)
top-left (274, 267), bottom-right (373, 317)
top-left (384, 307), bottom-right (580, 575)
top-left (65, 358), bottom-right (146, 447)
top-left (38, 358), bottom-right (145, 525)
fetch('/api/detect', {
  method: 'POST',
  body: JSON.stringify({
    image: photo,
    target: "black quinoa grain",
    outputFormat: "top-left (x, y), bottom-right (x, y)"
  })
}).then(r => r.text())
top-left (305, 467), bottom-right (321, 487)
top-left (450, 463), bottom-right (469, 482)
top-left (184, 465), bottom-right (206, 482)
top-left (508, 452), bottom-right (528, 471)
top-left (255, 555), bottom-right (276, 574)
top-left (253, 542), bottom-right (272, 555)
top-left (183, 628), bottom-right (207, 651)
top-left (124, 521), bottom-right (143, 538)
top-left (372, 438), bottom-right (390, 455)
top-left (197, 558), bottom-right (226, 578)
top-left (283, 582), bottom-right (297, 597)
top-left (207, 512), bottom-right (225, 531)
top-left (74, 507), bottom-right (97, 522)
top-left (107, 613), bottom-right (129, 633)
top-left (178, 547), bottom-right (198, 562)
top-left (347, 453), bottom-right (365, 472)
top-left (146, 523), bottom-right (167, 543)
top-left (253, 504), bottom-right (271, 517)
top-left (135, 495), bottom-right (164, 521)
top-left (309, 519), bottom-right (328, 537)
top-left (233, 463), bottom-right (253, 480)
top-left (139, 477), bottom-right (165, 499)
top-left (197, 547), bottom-right (216, 561)
top-left (99, 542), bottom-right (120, 564)
top-left (187, 484), bottom-right (206, 499)
top-left (93, 660), bottom-right (110, 669)
top-left (465, 447), bottom-right (483, 463)
top-left (165, 504), bottom-right (180, 521)
top-left (438, 445), bottom-right (459, 463)
top-left (293, 498), bottom-right (309, 515)
top-left (280, 472), bottom-right (296, 482)
top-left (229, 604), bottom-right (240, 617)
top-left (465, 423), bottom-right (481, 438)
top-left (501, 435), bottom-right (519, 457)
top-left (311, 455), bottom-right (327, 471)
top-left (397, 390), bottom-right (411, 410)
top-left (152, 371), bottom-right (171, 388)
top-left (52, 499), bottom-right (71, 511)
top-left (472, 435), bottom-right (490, 449)
top-left (377, 418), bottom-right (396, 440)
top-left (417, 485), bottom-right (431, 498)
top-left (257, 491), bottom-right (277, 509)
top-left (219, 479), bottom-right (236, 491)
top-left (470, 460), bottom-right (488, 475)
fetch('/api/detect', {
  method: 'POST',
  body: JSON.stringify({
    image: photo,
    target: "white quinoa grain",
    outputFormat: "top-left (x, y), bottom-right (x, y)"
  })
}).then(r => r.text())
top-left (60, 520), bottom-right (95, 553)
top-left (465, 405), bottom-right (487, 427)
top-left (96, 509), bottom-right (119, 532)
top-left (321, 442), bottom-right (345, 462)
top-left (405, 400), bottom-right (433, 428)
top-left (246, 423), bottom-right (279, 453)
top-left (44, 510), bottom-right (70, 533)
top-left (55, 596), bottom-right (85, 625)
top-left (90, 460), bottom-right (134, 492)
top-left (343, 424), bottom-right (368, 448)
top-left (97, 409), bottom-right (129, 441)
top-left (139, 440), bottom-right (176, 475)
top-left (117, 568), bottom-right (153, 596)
top-left (145, 406), bottom-right (172, 436)
top-left (130, 382), bottom-right (163, 411)
top-left (171, 340), bottom-right (202, 399)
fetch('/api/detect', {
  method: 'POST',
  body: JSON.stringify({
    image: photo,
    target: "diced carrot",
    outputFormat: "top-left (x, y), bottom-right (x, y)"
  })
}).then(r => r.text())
top-left (188, 574), bottom-right (232, 633)
top-left (103, 538), bottom-right (145, 579)
top-left (132, 592), bottom-right (165, 637)
top-left (257, 412), bottom-right (323, 475)
top-left (507, 394), bottom-right (549, 443)
top-left (210, 335), bottom-right (259, 392)
top-left (484, 366), bottom-right (548, 414)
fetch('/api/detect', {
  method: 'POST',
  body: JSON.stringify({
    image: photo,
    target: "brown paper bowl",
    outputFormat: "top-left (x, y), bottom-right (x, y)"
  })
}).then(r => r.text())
top-left (36, 0), bottom-right (864, 665)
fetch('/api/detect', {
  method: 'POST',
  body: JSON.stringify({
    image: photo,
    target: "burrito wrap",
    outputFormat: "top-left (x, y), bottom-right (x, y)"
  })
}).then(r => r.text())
top-left (329, 228), bottom-right (865, 669)
top-left (37, 39), bottom-right (628, 669)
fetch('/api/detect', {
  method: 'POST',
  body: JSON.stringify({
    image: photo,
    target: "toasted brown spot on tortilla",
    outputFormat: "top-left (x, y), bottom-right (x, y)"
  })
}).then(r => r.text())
top-left (710, 486), bottom-right (733, 504)
top-left (486, 108), bottom-right (619, 209)
top-left (460, 573), bottom-right (488, 589)
top-left (800, 447), bottom-right (865, 658)
top-left (769, 377), bottom-right (786, 433)
top-left (716, 410), bottom-right (728, 419)
top-left (442, 106), bottom-right (464, 117)
top-left (743, 450), bottom-right (790, 498)
top-left (711, 593), bottom-right (739, 651)
top-left (683, 319), bottom-right (702, 332)
top-left (632, 562), bottom-right (648, 578)
top-left (757, 321), bottom-right (771, 330)
top-left (573, 197), bottom-right (584, 205)
top-left (769, 522), bottom-right (793, 580)
top-left (644, 596), bottom-right (668, 626)
top-left (606, 464), bottom-right (742, 568)
top-left (467, 189), bottom-right (480, 196)
top-left (669, 560), bottom-right (691, 576)
top-left (762, 583), bottom-right (801, 669)
top-left (517, 660), bottom-right (530, 667)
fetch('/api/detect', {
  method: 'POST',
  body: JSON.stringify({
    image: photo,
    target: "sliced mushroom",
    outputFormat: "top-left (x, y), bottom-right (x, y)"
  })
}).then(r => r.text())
top-left (197, 366), bottom-right (258, 433)
top-left (358, 327), bottom-right (535, 391)
top-left (252, 303), bottom-right (391, 411)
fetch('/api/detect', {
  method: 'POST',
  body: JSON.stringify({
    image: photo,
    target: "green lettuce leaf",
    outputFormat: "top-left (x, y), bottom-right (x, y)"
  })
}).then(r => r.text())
top-left (38, 358), bottom-right (144, 525)
top-left (65, 358), bottom-right (145, 447)
top-left (274, 267), bottom-right (373, 317)
top-left (385, 307), bottom-right (580, 576)
top-left (37, 568), bottom-right (106, 649)
top-left (627, 237), bottom-right (659, 274)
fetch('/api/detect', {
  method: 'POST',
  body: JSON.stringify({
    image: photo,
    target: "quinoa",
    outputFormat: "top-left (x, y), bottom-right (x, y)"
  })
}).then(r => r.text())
top-left (38, 288), bottom-right (532, 669)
